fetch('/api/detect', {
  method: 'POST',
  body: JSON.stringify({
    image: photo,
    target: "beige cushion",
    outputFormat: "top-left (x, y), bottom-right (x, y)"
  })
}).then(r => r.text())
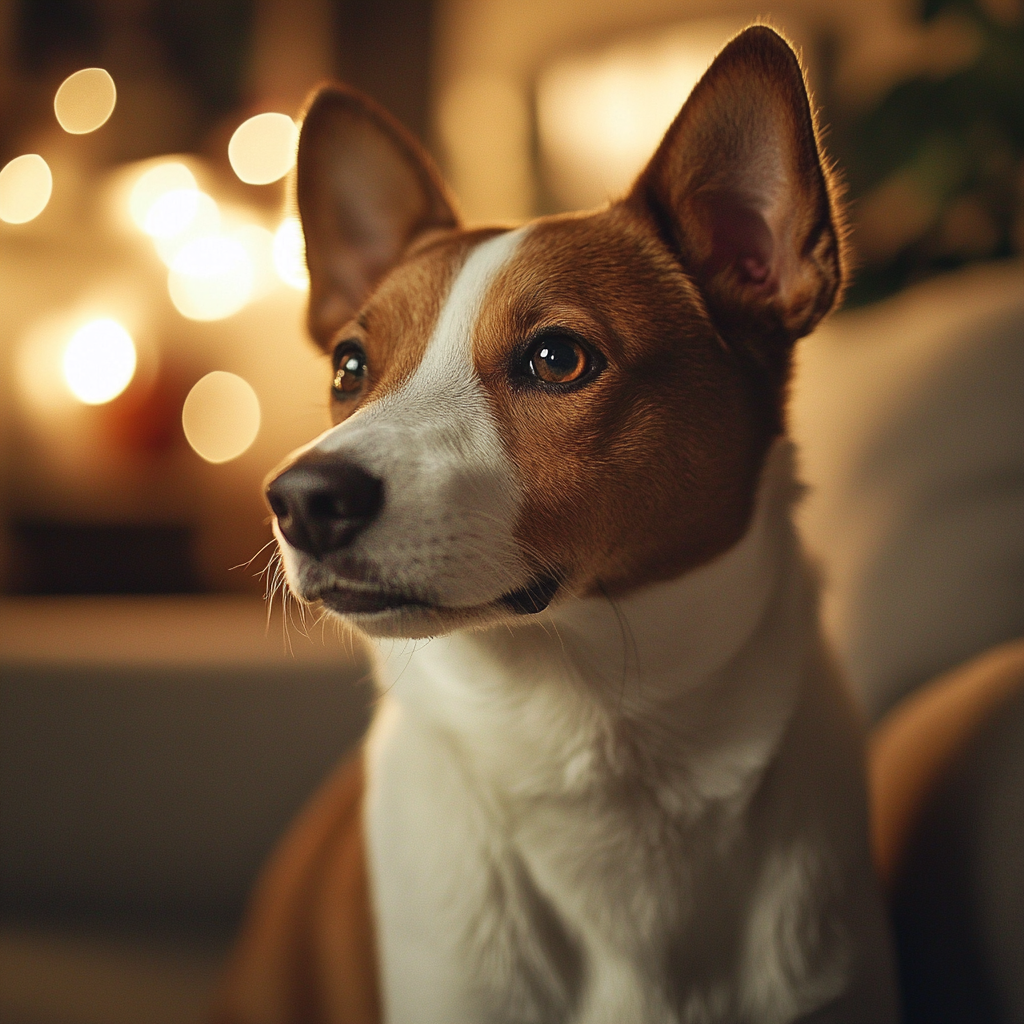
top-left (792, 260), bottom-right (1024, 718)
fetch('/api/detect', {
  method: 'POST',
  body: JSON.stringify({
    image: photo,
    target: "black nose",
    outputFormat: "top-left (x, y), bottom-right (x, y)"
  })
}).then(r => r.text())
top-left (266, 454), bottom-right (383, 556)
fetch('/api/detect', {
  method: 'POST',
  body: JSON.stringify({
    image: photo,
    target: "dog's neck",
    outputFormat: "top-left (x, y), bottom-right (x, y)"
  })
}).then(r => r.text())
top-left (548, 439), bottom-right (801, 701)
top-left (374, 439), bottom-right (812, 809)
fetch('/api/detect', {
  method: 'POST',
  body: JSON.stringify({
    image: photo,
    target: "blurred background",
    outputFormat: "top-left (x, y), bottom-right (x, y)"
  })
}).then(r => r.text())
top-left (0, 0), bottom-right (1021, 1020)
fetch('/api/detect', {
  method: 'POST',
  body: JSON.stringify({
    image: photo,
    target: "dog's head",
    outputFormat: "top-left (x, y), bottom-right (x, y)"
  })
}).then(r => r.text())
top-left (266, 26), bottom-right (845, 639)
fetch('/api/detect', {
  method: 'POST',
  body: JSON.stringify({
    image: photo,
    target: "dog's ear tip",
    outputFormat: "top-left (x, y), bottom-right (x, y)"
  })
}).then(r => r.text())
top-left (722, 23), bottom-right (801, 60)
top-left (298, 82), bottom-right (349, 121)
top-left (730, 22), bottom-right (794, 46)
top-left (629, 20), bottom-right (844, 355)
top-left (298, 82), bottom-right (394, 137)
top-left (701, 24), bottom-right (811, 102)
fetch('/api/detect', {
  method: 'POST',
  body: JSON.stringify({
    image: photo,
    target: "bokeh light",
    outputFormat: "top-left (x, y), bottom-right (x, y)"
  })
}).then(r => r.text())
top-left (143, 188), bottom-right (200, 238)
top-left (16, 318), bottom-right (76, 412)
top-left (233, 223), bottom-right (278, 298)
top-left (438, 73), bottom-right (534, 223)
top-left (54, 68), bottom-right (117, 134)
top-left (168, 236), bottom-right (254, 320)
top-left (0, 154), bottom-right (53, 224)
top-left (273, 216), bottom-right (309, 289)
top-left (228, 113), bottom-right (299, 185)
top-left (129, 162), bottom-right (197, 230)
top-left (62, 318), bottom-right (137, 405)
top-left (153, 192), bottom-right (220, 266)
top-left (182, 371), bottom-right (261, 463)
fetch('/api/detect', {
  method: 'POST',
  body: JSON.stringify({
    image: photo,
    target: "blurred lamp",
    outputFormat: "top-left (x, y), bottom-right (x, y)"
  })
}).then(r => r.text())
top-left (182, 371), bottom-right (261, 463)
top-left (273, 217), bottom-right (309, 289)
top-left (438, 73), bottom-right (534, 223)
top-left (536, 18), bottom-right (747, 210)
top-left (228, 113), bottom-right (299, 185)
top-left (54, 68), bottom-right (117, 134)
top-left (0, 154), bottom-right (53, 224)
top-left (63, 318), bottom-right (137, 405)
top-left (168, 236), bottom-right (254, 320)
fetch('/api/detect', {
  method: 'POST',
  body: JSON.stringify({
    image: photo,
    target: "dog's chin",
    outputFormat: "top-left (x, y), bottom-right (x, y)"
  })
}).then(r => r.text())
top-left (307, 575), bottom-right (563, 640)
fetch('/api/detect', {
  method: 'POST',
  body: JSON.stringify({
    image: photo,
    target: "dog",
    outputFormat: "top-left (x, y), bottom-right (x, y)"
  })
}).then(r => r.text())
top-left (214, 26), bottom-right (900, 1024)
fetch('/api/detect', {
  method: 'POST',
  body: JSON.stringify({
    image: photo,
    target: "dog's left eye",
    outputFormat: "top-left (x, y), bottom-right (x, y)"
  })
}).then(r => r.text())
top-left (523, 332), bottom-right (596, 387)
top-left (332, 341), bottom-right (368, 398)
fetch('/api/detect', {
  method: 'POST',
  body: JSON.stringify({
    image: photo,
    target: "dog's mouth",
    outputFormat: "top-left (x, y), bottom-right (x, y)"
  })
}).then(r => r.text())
top-left (316, 583), bottom-right (428, 615)
top-left (498, 574), bottom-right (561, 615)
top-left (308, 573), bottom-right (562, 621)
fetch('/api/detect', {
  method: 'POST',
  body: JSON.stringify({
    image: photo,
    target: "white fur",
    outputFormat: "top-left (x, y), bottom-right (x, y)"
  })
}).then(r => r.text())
top-left (283, 228), bottom-right (530, 610)
top-left (365, 442), bottom-right (897, 1023)
top-left (273, 230), bottom-right (896, 1022)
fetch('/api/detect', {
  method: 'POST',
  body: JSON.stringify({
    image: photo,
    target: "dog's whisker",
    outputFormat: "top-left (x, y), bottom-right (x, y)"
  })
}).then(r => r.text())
top-left (279, 576), bottom-right (295, 657)
top-left (232, 538), bottom-right (278, 574)
top-left (263, 552), bottom-right (284, 636)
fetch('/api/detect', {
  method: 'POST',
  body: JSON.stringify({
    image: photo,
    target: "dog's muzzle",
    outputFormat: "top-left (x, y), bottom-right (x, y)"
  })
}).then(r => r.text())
top-left (267, 450), bottom-right (560, 618)
top-left (266, 451), bottom-right (383, 557)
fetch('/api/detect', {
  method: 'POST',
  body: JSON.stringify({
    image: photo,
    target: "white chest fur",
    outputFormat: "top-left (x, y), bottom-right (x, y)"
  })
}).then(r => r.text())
top-left (363, 443), bottom-right (888, 1024)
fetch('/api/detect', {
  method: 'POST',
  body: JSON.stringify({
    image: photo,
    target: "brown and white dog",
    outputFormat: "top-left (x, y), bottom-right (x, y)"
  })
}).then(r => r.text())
top-left (215, 26), bottom-right (899, 1024)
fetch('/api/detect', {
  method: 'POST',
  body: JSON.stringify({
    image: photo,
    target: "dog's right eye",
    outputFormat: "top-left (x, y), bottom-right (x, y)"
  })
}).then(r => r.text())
top-left (517, 330), bottom-right (603, 391)
top-left (332, 342), bottom-right (368, 399)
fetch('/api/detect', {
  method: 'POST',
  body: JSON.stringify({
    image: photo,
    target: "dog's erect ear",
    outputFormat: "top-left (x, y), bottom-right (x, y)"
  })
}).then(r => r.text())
top-left (297, 86), bottom-right (459, 349)
top-left (629, 26), bottom-right (844, 363)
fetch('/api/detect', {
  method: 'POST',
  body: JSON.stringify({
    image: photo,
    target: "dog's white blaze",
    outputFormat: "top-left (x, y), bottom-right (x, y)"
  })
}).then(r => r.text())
top-left (406, 227), bottom-right (528, 398)
top-left (311, 227), bottom-right (529, 607)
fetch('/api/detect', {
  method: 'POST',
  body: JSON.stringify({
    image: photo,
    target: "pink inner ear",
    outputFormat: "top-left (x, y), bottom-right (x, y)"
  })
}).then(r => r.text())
top-left (699, 195), bottom-right (775, 289)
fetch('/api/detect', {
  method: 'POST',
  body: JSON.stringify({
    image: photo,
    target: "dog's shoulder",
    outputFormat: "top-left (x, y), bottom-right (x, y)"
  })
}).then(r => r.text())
top-left (211, 750), bottom-right (379, 1024)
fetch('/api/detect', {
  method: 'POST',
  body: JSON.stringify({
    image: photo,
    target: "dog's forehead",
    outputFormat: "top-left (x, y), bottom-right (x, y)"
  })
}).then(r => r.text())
top-left (318, 226), bottom-right (531, 453)
top-left (350, 226), bottom-right (523, 405)
top-left (359, 207), bottom-right (696, 391)
top-left (478, 212), bottom-right (707, 364)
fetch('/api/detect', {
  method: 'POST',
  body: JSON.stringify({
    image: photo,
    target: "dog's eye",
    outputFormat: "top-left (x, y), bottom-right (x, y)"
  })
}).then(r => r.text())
top-left (332, 342), bottom-right (367, 398)
top-left (525, 333), bottom-right (592, 386)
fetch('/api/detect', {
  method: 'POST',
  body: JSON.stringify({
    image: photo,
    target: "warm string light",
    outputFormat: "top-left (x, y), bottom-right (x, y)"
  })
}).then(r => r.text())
top-left (0, 69), bottom-right (115, 225)
top-left (12, 76), bottom-right (311, 470)
top-left (54, 68), bottom-right (117, 134)
top-left (16, 315), bottom-right (137, 414)
top-left (228, 113), bottom-right (298, 185)
top-left (0, 154), bottom-right (53, 223)
top-left (273, 217), bottom-right (309, 290)
top-left (62, 319), bottom-right (137, 404)
top-left (153, 192), bottom-right (220, 266)
top-left (129, 163), bottom-right (197, 229)
top-left (169, 236), bottom-right (255, 321)
top-left (123, 159), bottom-right (308, 320)
top-left (182, 371), bottom-right (261, 463)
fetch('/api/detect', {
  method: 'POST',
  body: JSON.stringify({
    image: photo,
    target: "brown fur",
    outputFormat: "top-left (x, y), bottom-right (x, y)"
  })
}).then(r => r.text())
top-left (217, 25), bottom-right (852, 1023)
top-left (212, 754), bottom-right (378, 1024)
top-left (632, 27), bottom-right (846, 371)
top-left (475, 210), bottom-right (768, 595)
top-left (297, 86), bottom-right (459, 350)
top-left (324, 231), bottom-right (510, 418)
